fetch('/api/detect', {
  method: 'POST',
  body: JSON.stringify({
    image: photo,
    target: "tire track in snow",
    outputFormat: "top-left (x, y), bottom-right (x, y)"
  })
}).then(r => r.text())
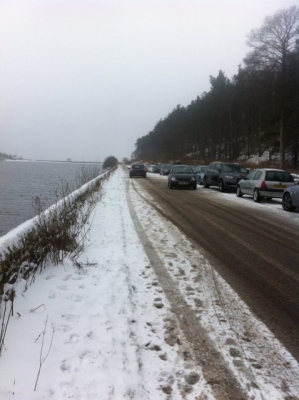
top-left (125, 175), bottom-right (247, 400)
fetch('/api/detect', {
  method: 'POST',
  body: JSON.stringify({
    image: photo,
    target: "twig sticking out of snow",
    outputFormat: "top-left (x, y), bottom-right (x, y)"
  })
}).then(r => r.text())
top-left (34, 316), bottom-right (54, 391)
top-left (0, 288), bottom-right (15, 355)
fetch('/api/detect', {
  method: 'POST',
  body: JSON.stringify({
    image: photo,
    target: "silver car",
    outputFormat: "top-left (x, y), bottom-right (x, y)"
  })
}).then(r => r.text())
top-left (236, 168), bottom-right (294, 202)
top-left (194, 165), bottom-right (208, 185)
top-left (282, 185), bottom-right (299, 211)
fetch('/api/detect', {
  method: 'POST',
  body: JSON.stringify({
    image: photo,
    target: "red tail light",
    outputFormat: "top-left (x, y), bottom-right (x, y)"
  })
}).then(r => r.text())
top-left (260, 181), bottom-right (268, 189)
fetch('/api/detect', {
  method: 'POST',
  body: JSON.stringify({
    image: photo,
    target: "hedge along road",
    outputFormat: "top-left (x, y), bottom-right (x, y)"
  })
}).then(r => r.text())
top-left (129, 171), bottom-right (299, 363)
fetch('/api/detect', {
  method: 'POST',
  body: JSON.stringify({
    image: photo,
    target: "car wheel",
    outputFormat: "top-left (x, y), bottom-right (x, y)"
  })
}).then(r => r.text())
top-left (236, 185), bottom-right (243, 197)
top-left (219, 179), bottom-right (225, 192)
top-left (203, 177), bottom-right (209, 188)
top-left (282, 193), bottom-right (295, 211)
top-left (253, 188), bottom-right (261, 203)
top-left (193, 184), bottom-right (197, 190)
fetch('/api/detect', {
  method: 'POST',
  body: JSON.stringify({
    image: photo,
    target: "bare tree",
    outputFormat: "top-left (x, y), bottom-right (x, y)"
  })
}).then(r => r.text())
top-left (245, 6), bottom-right (299, 168)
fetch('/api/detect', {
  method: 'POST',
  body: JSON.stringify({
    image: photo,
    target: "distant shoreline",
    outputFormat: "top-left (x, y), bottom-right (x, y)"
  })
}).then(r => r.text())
top-left (2, 159), bottom-right (102, 164)
top-left (36, 160), bottom-right (103, 164)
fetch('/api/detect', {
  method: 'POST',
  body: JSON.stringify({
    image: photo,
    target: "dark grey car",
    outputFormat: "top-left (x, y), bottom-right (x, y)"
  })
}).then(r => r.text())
top-left (167, 165), bottom-right (197, 190)
top-left (203, 162), bottom-right (248, 192)
top-left (129, 164), bottom-right (147, 178)
top-left (160, 163), bottom-right (173, 176)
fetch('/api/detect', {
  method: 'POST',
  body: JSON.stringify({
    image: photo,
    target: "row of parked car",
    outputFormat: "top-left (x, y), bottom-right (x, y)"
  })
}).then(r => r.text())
top-left (179, 162), bottom-right (299, 212)
top-left (129, 161), bottom-right (299, 212)
top-left (147, 163), bottom-right (174, 175)
top-left (199, 162), bottom-right (299, 211)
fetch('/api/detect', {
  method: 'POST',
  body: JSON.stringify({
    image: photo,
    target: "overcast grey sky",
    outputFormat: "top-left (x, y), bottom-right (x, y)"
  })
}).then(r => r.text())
top-left (0, 0), bottom-right (296, 162)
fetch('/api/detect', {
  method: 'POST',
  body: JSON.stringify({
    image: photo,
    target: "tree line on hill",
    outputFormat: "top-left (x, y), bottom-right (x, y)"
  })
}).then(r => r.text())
top-left (133, 6), bottom-right (299, 169)
top-left (0, 152), bottom-right (18, 160)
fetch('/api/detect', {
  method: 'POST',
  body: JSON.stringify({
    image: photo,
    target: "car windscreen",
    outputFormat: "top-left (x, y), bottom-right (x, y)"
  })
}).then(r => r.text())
top-left (164, 164), bottom-right (173, 168)
top-left (222, 164), bottom-right (247, 173)
top-left (172, 167), bottom-right (194, 173)
top-left (265, 171), bottom-right (294, 182)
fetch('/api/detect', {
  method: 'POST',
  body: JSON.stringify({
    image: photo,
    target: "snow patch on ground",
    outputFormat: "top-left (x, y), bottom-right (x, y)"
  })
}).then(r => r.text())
top-left (0, 167), bottom-right (298, 399)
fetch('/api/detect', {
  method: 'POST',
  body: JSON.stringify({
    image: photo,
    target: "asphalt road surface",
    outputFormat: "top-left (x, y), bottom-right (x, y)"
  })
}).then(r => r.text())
top-left (131, 173), bottom-right (299, 363)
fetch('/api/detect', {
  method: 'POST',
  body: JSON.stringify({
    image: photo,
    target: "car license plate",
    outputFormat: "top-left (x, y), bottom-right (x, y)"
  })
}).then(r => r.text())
top-left (179, 182), bottom-right (188, 185)
top-left (274, 184), bottom-right (286, 189)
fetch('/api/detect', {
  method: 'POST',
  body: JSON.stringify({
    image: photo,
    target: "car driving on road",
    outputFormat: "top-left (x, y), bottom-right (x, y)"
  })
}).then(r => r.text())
top-left (203, 162), bottom-right (248, 192)
top-left (167, 165), bottom-right (197, 190)
top-left (236, 168), bottom-right (294, 202)
top-left (129, 164), bottom-right (147, 178)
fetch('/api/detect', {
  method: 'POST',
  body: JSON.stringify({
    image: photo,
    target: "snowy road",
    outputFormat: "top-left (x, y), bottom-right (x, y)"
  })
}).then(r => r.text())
top-left (132, 168), bottom-right (299, 364)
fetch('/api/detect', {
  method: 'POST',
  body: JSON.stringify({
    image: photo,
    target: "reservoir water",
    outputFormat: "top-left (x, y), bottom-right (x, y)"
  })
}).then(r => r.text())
top-left (0, 160), bottom-right (103, 237)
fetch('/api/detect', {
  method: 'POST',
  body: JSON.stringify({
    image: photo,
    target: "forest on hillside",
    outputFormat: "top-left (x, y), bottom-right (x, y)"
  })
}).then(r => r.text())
top-left (0, 152), bottom-right (16, 160)
top-left (133, 6), bottom-right (299, 169)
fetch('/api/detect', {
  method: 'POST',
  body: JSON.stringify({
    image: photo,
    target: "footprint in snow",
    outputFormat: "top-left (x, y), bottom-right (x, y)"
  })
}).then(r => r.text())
top-left (61, 314), bottom-right (80, 322)
top-left (69, 334), bottom-right (80, 344)
top-left (71, 295), bottom-right (83, 303)
top-left (60, 360), bottom-right (71, 374)
top-left (62, 274), bottom-right (72, 281)
top-left (58, 284), bottom-right (68, 291)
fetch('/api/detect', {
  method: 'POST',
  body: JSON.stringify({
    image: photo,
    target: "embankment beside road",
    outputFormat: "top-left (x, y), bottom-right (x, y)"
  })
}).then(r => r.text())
top-left (0, 167), bottom-right (114, 297)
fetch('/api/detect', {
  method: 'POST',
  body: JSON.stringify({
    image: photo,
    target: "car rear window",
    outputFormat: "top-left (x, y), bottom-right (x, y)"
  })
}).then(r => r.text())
top-left (265, 171), bottom-right (294, 182)
top-left (132, 165), bottom-right (144, 169)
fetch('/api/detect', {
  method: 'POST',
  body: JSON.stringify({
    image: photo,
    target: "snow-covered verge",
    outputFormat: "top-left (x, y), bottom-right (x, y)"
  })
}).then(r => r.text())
top-left (0, 170), bottom-right (109, 255)
top-left (0, 167), bottom-right (298, 399)
top-left (0, 169), bottom-right (110, 305)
